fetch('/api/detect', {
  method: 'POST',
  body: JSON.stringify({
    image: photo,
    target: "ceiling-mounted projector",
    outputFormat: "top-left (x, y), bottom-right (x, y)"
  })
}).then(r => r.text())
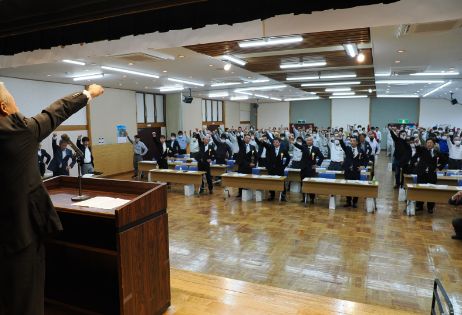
top-left (183, 88), bottom-right (193, 103)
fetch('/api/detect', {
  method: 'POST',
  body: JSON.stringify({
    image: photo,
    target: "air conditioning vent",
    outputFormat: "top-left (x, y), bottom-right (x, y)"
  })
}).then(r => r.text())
top-left (396, 19), bottom-right (462, 38)
top-left (391, 67), bottom-right (426, 76)
top-left (111, 52), bottom-right (166, 63)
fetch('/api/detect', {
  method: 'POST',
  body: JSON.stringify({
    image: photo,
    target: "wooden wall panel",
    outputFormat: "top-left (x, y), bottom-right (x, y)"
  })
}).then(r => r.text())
top-left (93, 143), bottom-right (133, 176)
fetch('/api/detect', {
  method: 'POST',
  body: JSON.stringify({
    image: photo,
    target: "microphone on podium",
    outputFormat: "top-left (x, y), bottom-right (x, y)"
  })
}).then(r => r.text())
top-left (61, 134), bottom-right (84, 158)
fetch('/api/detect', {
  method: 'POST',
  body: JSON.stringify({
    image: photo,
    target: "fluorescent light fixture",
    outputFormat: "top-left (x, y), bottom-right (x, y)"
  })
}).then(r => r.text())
top-left (73, 74), bottom-right (104, 81)
top-left (376, 80), bottom-right (445, 85)
top-left (230, 96), bottom-right (249, 101)
top-left (211, 82), bottom-right (241, 87)
top-left (208, 92), bottom-right (229, 98)
top-left (63, 59), bottom-right (86, 66)
top-left (410, 72), bottom-right (460, 76)
top-left (235, 91), bottom-right (253, 96)
top-left (330, 95), bottom-right (368, 99)
top-left (269, 97), bottom-right (282, 101)
top-left (301, 81), bottom-right (361, 87)
top-left (238, 35), bottom-right (303, 48)
top-left (248, 79), bottom-right (270, 83)
top-left (375, 72), bottom-right (391, 77)
top-left (332, 92), bottom-right (355, 96)
top-left (325, 88), bottom-right (352, 92)
top-left (320, 74), bottom-right (357, 79)
top-left (423, 81), bottom-right (452, 97)
top-left (168, 77), bottom-right (204, 87)
top-left (254, 94), bottom-right (270, 99)
top-left (280, 61), bottom-right (326, 69)
top-left (284, 96), bottom-right (320, 101)
top-left (159, 86), bottom-right (184, 92)
top-left (101, 66), bottom-right (159, 78)
top-left (222, 55), bottom-right (246, 66)
top-left (377, 94), bottom-right (419, 98)
top-left (234, 85), bottom-right (286, 92)
top-left (286, 75), bottom-right (319, 81)
top-left (343, 43), bottom-right (358, 57)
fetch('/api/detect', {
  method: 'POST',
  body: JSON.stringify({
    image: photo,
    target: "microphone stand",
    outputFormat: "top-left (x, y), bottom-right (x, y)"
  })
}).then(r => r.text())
top-left (66, 139), bottom-right (91, 202)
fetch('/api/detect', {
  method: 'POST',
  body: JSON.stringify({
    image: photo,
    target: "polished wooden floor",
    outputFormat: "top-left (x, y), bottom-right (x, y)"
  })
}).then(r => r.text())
top-left (111, 155), bottom-right (462, 314)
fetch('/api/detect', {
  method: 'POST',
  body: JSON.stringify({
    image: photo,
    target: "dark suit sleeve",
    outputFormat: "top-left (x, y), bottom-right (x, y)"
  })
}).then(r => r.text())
top-left (316, 147), bottom-right (325, 166)
top-left (76, 138), bottom-right (84, 152)
top-left (26, 93), bottom-right (89, 142)
top-left (293, 142), bottom-right (307, 153)
top-left (44, 150), bottom-right (51, 164)
top-left (283, 149), bottom-right (291, 167)
top-left (339, 139), bottom-right (351, 158)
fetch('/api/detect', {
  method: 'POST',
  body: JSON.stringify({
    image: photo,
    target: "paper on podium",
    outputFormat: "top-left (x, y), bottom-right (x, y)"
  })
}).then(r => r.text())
top-left (73, 196), bottom-right (130, 210)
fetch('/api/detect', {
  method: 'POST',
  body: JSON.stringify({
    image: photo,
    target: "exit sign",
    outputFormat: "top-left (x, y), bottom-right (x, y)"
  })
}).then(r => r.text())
top-left (398, 119), bottom-right (409, 124)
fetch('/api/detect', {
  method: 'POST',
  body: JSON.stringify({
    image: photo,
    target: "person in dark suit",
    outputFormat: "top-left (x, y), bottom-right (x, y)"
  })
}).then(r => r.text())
top-left (449, 191), bottom-right (462, 240)
top-left (0, 83), bottom-right (104, 315)
top-left (292, 136), bottom-right (325, 203)
top-left (212, 132), bottom-right (232, 165)
top-left (194, 134), bottom-right (215, 194)
top-left (37, 143), bottom-right (51, 177)
top-left (76, 135), bottom-right (94, 175)
top-left (414, 138), bottom-right (447, 213)
top-left (152, 132), bottom-right (169, 169)
top-left (166, 133), bottom-right (180, 157)
top-left (47, 133), bottom-right (77, 177)
top-left (339, 137), bottom-right (369, 208)
top-left (236, 133), bottom-right (258, 197)
top-left (258, 137), bottom-right (291, 201)
top-left (257, 133), bottom-right (268, 167)
top-left (389, 126), bottom-right (411, 188)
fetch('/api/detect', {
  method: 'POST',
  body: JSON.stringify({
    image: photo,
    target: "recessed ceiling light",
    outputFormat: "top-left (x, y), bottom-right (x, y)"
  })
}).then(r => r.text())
top-left (330, 95), bottom-right (368, 99)
top-left (101, 66), bottom-right (159, 78)
top-left (280, 61), bottom-right (326, 69)
top-left (62, 59), bottom-right (86, 66)
top-left (376, 80), bottom-right (445, 84)
top-left (368, 89), bottom-right (373, 93)
top-left (284, 96), bottom-right (320, 101)
top-left (247, 79), bottom-right (270, 84)
top-left (397, 49), bottom-right (405, 53)
top-left (301, 81), bottom-right (361, 87)
top-left (144, 86), bottom-right (149, 89)
top-left (410, 71), bottom-right (460, 76)
top-left (168, 77), bottom-right (204, 87)
top-left (209, 92), bottom-right (229, 98)
top-left (325, 88), bottom-right (352, 92)
top-left (128, 63), bottom-right (134, 66)
top-left (47, 74), bottom-right (52, 77)
top-left (395, 60), bottom-right (401, 64)
top-left (356, 52), bottom-right (366, 63)
top-left (222, 55), bottom-right (247, 66)
top-left (211, 82), bottom-right (241, 87)
top-left (343, 43), bottom-right (358, 58)
top-left (230, 96), bottom-right (249, 101)
top-left (72, 74), bottom-right (104, 81)
top-left (247, 76), bottom-right (253, 79)
top-left (375, 72), bottom-right (391, 77)
top-left (234, 85), bottom-right (286, 92)
top-left (178, 55), bottom-right (185, 58)
top-left (159, 86), bottom-right (184, 92)
top-left (224, 63), bottom-right (232, 71)
top-left (378, 94), bottom-right (419, 98)
top-left (238, 35), bottom-right (303, 48)
top-left (119, 83), bottom-right (123, 86)
top-left (162, 70), bottom-right (168, 73)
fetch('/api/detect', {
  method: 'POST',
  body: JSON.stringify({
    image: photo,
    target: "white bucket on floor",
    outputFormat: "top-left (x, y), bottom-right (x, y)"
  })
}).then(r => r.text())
top-left (398, 187), bottom-right (407, 202)
top-left (184, 184), bottom-right (195, 196)
top-left (242, 189), bottom-right (253, 201)
top-left (406, 201), bottom-right (416, 216)
top-left (255, 190), bottom-right (264, 202)
top-left (366, 198), bottom-right (375, 213)
top-left (290, 181), bottom-right (301, 193)
top-left (329, 195), bottom-right (336, 210)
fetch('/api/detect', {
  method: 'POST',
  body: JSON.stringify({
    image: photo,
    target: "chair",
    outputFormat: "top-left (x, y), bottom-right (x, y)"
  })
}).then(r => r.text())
top-left (360, 174), bottom-right (368, 181)
top-left (458, 180), bottom-right (462, 186)
top-left (284, 169), bottom-right (289, 176)
top-left (431, 279), bottom-right (454, 315)
top-left (176, 154), bottom-right (185, 159)
top-left (175, 165), bottom-right (187, 171)
top-left (318, 173), bottom-right (335, 179)
top-left (252, 168), bottom-right (261, 175)
top-left (188, 166), bottom-right (198, 171)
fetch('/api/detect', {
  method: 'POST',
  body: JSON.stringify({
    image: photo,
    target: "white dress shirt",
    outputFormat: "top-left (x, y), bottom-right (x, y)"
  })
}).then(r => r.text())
top-left (84, 147), bottom-right (91, 164)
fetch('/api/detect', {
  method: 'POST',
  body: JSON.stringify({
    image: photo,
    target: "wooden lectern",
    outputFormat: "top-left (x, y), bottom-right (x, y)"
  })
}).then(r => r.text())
top-left (43, 176), bottom-right (170, 315)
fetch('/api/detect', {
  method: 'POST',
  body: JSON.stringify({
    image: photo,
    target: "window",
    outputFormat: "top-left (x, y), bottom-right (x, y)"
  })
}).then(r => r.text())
top-left (135, 92), bottom-right (165, 124)
top-left (201, 99), bottom-right (224, 123)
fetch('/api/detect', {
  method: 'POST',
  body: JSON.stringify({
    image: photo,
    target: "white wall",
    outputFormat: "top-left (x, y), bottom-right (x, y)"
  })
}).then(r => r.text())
top-left (257, 102), bottom-right (290, 129)
top-left (224, 101), bottom-right (240, 128)
top-left (182, 97), bottom-right (202, 133)
top-left (90, 87), bottom-right (137, 145)
top-left (331, 98), bottom-right (370, 129)
top-left (419, 98), bottom-right (462, 128)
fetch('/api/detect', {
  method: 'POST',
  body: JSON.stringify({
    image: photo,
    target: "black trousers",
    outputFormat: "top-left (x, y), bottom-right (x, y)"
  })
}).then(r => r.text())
top-left (38, 162), bottom-right (46, 177)
top-left (198, 162), bottom-right (213, 191)
top-left (448, 158), bottom-right (462, 170)
top-left (158, 159), bottom-right (168, 169)
top-left (453, 218), bottom-right (462, 238)
top-left (345, 169), bottom-right (360, 205)
top-left (416, 172), bottom-right (437, 211)
top-left (178, 148), bottom-right (187, 155)
top-left (0, 240), bottom-right (45, 315)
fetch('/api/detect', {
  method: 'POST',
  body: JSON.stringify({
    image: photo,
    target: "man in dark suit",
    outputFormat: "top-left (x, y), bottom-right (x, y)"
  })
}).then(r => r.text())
top-left (0, 83), bottom-right (104, 315)
top-left (389, 126), bottom-right (411, 188)
top-left (211, 132), bottom-right (232, 165)
top-left (258, 137), bottom-right (291, 201)
top-left (236, 133), bottom-right (258, 197)
top-left (152, 132), bottom-right (169, 169)
top-left (194, 134), bottom-right (215, 194)
top-left (76, 135), bottom-right (94, 175)
top-left (37, 143), bottom-right (51, 177)
top-left (47, 134), bottom-right (76, 177)
top-left (414, 138), bottom-right (447, 213)
top-left (292, 136), bottom-right (325, 203)
top-left (449, 191), bottom-right (462, 240)
top-left (166, 132), bottom-right (180, 157)
top-left (340, 137), bottom-right (369, 208)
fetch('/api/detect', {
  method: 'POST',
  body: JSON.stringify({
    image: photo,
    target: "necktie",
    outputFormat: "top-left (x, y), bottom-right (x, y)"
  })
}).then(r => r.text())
top-left (353, 148), bottom-right (358, 158)
top-left (275, 148), bottom-right (279, 156)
